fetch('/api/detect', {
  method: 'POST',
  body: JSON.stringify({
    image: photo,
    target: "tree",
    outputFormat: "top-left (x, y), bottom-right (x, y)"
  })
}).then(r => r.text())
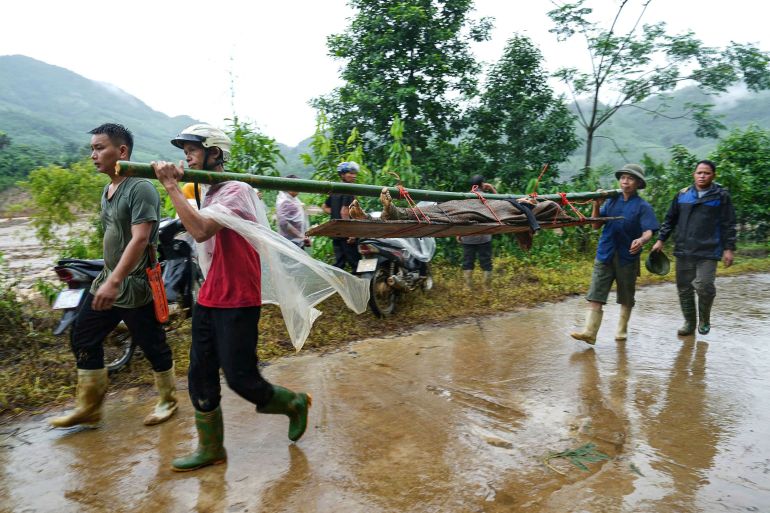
top-left (313, 0), bottom-right (492, 168)
top-left (226, 117), bottom-right (285, 176)
top-left (470, 34), bottom-right (579, 193)
top-left (548, 0), bottom-right (770, 170)
top-left (709, 126), bottom-right (770, 240)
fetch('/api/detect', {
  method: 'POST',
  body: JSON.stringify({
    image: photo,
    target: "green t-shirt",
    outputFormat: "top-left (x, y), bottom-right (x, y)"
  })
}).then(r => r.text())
top-left (90, 177), bottom-right (160, 308)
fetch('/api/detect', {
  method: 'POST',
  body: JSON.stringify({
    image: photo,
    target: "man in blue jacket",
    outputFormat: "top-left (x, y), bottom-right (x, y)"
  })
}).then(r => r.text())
top-left (652, 160), bottom-right (736, 336)
top-left (571, 164), bottom-right (659, 345)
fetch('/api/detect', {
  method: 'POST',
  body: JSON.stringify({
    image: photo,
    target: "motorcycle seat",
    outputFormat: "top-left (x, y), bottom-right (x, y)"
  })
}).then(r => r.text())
top-left (56, 259), bottom-right (105, 269)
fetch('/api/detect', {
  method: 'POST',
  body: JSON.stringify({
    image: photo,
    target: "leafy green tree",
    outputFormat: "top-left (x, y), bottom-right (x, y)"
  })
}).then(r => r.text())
top-left (314, 0), bottom-right (492, 166)
top-left (548, 0), bottom-right (770, 170)
top-left (470, 34), bottom-right (578, 193)
top-left (226, 116), bottom-right (285, 176)
top-left (709, 126), bottom-right (770, 240)
top-left (18, 159), bottom-right (108, 256)
top-left (300, 112), bottom-right (371, 184)
top-left (0, 140), bottom-right (51, 192)
top-left (0, 131), bottom-right (9, 151)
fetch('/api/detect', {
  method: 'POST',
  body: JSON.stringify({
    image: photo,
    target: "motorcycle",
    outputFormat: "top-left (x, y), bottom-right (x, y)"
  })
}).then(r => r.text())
top-left (51, 218), bottom-right (202, 374)
top-left (356, 231), bottom-right (436, 317)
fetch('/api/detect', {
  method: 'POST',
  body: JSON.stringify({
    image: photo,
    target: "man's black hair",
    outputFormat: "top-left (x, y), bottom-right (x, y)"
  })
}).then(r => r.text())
top-left (696, 159), bottom-right (716, 173)
top-left (286, 174), bottom-right (299, 179)
top-left (470, 174), bottom-right (485, 187)
top-left (89, 123), bottom-right (133, 158)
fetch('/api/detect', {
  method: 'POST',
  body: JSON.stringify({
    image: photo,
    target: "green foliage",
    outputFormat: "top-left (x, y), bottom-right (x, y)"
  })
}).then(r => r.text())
top-left (33, 278), bottom-right (63, 306)
top-left (548, 0), bottom-right (770, 169)
top-left (314, 0), bottom-right (492, 166)
top-left (0, 253), bottom-right (28, 357)
top-left (470, 34), bottom-right (579, 193)
top-left (17, 158), bottom-right (107, 256)
top-left (0, 139), bottom-right (56, 191)
top-left (301, 112), bottom-right (372, 185)
top-left (226, 116), bottom-right (285, 176)
top-left (640, 128), bottom-right (770, 242)
top-left (545, 443), bottom-right (610, 473)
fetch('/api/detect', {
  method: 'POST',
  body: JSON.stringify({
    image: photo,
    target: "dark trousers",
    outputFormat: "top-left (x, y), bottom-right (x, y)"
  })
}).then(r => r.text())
top-left (462, 242), bottom-right (493, 271)
top-left (188, 305), bottom-right (274, 413)
top-left (70, 293), bottom-right (172, 371)
top-left (676, 257), bottom-right (718, 301)
top-left (332, 237), bottom-right (361, 272)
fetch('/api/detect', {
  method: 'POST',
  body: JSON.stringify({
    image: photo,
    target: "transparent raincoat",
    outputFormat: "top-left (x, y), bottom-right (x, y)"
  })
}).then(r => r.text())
top-left (196, 181), bottom-right (369, 351)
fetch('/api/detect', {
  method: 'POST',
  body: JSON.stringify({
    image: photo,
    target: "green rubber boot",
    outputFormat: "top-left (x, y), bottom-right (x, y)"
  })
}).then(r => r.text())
top-left (257, 385), bottom-right (312, 442)
top-left (171, 406), bottom-right (227, 472)
top-left (698, 295), bottom-right (714, 335)
top-left (677, 293), bottom-right (697, 336)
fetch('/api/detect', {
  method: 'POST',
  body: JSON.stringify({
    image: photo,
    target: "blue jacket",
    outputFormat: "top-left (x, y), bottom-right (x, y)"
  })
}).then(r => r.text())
top-left (657, 183), bottom-right (737, 260)
top-left (596, 193), bottom-right (659, 265)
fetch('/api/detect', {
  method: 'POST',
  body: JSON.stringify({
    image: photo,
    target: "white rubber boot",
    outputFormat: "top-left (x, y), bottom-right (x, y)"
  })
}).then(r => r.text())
top-left (615, 305), bottom-right (632, 341)
top-left (49, 368), bottom-right (108, 428)
top-left (570, 309), bottom-right (603, 345)
top-left (144, 365), bottom-right (179, 426)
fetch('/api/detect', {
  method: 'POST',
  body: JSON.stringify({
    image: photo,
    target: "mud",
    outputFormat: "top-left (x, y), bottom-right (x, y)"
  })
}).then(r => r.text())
top-left (0, 217), bottom-right (88, 294)
top-left (1, 274), bottom-right (769, 512)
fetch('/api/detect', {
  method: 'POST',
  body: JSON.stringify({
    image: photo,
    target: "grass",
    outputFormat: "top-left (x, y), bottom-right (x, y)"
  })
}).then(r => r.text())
top-left (1, 248), bottom-right (768, 419)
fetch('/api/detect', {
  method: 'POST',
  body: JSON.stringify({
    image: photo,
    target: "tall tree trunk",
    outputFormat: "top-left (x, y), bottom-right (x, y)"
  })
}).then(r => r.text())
top-left (584, 127), bottom-right (595, 171)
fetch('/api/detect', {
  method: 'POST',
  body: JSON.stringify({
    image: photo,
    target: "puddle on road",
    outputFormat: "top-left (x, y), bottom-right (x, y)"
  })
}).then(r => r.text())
top-left (1, 274), bottom-right (769, 512)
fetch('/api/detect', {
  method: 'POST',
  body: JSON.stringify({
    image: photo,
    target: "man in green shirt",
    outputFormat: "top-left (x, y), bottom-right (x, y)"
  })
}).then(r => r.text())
top-left (49, 123), bottom-right (177, 429)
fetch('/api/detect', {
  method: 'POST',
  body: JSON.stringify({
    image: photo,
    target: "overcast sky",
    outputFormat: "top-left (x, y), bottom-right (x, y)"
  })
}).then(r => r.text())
top-left (2, 0), bottom-right (768, 146)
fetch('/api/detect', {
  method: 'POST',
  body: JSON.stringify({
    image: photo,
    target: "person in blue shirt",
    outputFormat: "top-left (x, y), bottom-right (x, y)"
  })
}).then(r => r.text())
top-left (571, 164), bottom-right (659, 345)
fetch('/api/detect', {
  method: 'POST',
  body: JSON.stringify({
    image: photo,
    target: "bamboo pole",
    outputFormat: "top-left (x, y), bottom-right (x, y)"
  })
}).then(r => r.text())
top-left (116, 161), bottom-right (620, 202)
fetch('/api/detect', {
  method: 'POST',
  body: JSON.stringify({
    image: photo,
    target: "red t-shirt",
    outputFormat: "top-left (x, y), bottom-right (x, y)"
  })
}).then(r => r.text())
top-left (197, 182), bottom-right (262, 308)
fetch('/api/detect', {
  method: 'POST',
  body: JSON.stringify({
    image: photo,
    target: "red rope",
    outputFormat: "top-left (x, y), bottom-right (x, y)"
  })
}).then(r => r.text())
top-left (558, 192), bottom-right (587, 221)
top-left (529, 163), bottom-right (549, 199)
top-left (397, 184), bottom-right (431, 224)
top-left (471, 185), bottom-right (503, 225)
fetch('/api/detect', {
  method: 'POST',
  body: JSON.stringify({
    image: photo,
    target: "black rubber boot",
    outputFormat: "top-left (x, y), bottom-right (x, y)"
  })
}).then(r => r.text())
top-left (698, 295), bottom-right (714, 335)
top-left (677, 293), bottom-right (697, 336)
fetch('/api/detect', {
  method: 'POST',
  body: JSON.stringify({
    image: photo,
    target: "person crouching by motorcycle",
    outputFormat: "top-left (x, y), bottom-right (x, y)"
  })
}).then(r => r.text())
top-left (323, 162), bottom-right (361, 272)
top-left (456, 174), bottom-right (498, 289)
top-left (49, 123), bottom-right (177, 430)
top-left (152, 124), bottom-right (311, 472)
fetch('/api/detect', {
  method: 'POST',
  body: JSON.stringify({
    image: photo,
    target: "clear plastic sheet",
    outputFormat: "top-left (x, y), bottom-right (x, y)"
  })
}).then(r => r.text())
top-left (197, 182), bottom-right (369, 351)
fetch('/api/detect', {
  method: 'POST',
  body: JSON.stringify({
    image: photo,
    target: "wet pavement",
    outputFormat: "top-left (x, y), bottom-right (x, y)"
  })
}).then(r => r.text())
top-left (1, 273), bottom-right (769, 512)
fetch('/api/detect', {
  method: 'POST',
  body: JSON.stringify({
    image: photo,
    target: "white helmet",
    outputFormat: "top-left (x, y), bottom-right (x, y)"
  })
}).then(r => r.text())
top-left (171, 123), bottom-right (231, 162)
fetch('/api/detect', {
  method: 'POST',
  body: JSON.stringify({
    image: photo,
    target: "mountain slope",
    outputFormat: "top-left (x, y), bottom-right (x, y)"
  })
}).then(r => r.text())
top-left (0, 55), bottom-right (198, 162)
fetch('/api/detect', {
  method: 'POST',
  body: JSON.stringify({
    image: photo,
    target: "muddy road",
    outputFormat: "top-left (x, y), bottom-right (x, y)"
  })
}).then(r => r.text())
top-left (1, 274), bottom-right (769, 512)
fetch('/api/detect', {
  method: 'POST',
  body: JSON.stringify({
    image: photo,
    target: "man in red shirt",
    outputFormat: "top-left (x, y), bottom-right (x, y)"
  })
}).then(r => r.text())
top-left (152, 124), bottom-right (311, 472)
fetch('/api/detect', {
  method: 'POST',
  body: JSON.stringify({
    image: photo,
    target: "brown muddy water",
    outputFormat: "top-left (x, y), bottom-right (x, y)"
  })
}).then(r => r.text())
top-left (1, 274), bottom-right (769, 513)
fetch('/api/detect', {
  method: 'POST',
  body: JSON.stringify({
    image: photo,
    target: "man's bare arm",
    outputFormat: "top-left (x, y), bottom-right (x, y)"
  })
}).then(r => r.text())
top-left (152, 161), bottom-right (222, 242)
top-left (92, 222), bottom-right (152, 311)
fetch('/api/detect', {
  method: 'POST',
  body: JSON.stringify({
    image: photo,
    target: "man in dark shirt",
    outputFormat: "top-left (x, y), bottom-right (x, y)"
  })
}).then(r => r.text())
top-left (323, 162), bottom-right (361, 272)
top-left (652, 159), bottom-right (736, 336)
top-left (571, 164), bottom-right (659, 345)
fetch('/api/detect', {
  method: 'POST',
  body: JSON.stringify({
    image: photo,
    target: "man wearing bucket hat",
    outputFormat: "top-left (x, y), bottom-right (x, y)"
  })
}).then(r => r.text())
top-left (652, 159), bottom-right (736, 336)
top-left (571, 163), bottom-right (659, 345)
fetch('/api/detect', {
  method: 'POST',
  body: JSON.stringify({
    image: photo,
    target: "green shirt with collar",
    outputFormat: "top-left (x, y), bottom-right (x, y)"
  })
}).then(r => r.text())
top-left (90, 177), bottom-right (160, 308)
